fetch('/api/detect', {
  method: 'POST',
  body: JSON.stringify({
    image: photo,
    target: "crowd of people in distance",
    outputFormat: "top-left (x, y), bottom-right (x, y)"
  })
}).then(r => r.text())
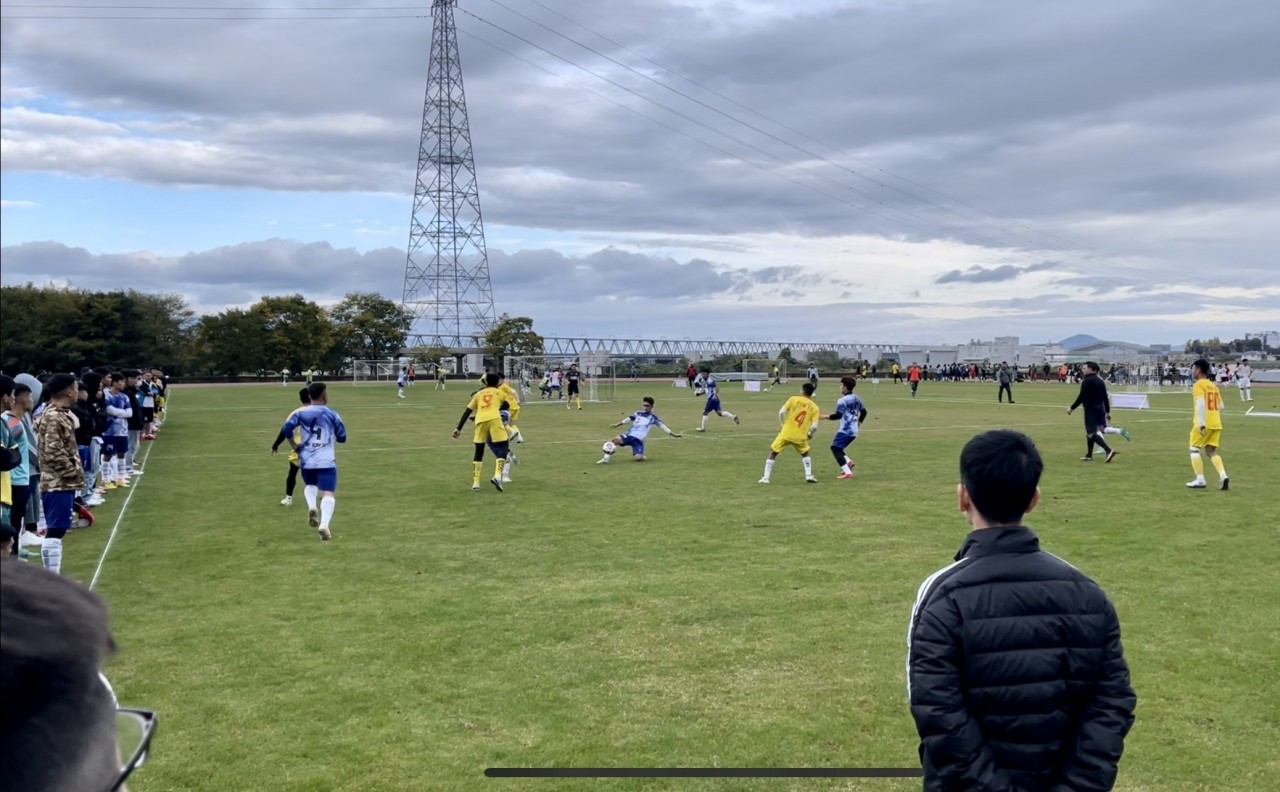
top-left (2, 367), bottom-right (167, 571)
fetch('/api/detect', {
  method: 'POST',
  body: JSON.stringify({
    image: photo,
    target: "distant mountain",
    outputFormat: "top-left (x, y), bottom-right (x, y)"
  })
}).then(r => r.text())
top-left (1059, 334), bottom-right (1100, 350)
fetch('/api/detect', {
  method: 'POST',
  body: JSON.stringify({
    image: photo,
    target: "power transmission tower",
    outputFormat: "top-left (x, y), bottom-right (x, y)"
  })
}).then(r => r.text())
top-left (402, 0), bottom-right (496, 349)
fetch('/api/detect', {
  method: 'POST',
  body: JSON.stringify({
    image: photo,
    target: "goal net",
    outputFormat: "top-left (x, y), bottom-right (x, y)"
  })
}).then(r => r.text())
top-left (351, 359), bottom-right (401, 385)
top-left (743, 359), bottom-right (787, 387)
top-left (504, 355), bottom-right (617, 404)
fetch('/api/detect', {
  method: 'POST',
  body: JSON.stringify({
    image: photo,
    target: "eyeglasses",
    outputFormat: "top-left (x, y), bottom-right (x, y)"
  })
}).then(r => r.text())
top-left (109, 708), bottom-right (157, 792)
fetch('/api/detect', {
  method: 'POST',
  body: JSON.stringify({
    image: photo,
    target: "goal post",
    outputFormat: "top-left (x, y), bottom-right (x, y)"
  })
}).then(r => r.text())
top-left (350, 359), bottom-right (401, 385)
top-left (503, 355), bottom-right (617, 404)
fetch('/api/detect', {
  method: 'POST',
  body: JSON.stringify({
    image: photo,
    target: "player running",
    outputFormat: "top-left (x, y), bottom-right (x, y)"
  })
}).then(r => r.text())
top-left (498, 374), bottom-right (524, 443)
top-left (696, 367), bottom-right (739, 432)
top-left (452, 373), bottom-right (510, 492)
top-left (597, 396), bottom-right (682, 464)
top-left (270, 387), bottom-right (312, 506)
top-left (758, 382), bottom-right (820, 484)
top-left (279, 382), bottom-right (347, 540)
top-left (1067, 362), bottom-right (1129, 463)
top-left (824, 376), bottom-right (868, 479)
top-left (1186, 359), bottom-right (1229, 490)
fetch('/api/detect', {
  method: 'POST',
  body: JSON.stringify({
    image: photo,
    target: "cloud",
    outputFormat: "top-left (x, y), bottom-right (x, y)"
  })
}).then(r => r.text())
top-left (935, 260), bottom-right (1057, 284)
top-left (0, 199), bottom-right (39, 209)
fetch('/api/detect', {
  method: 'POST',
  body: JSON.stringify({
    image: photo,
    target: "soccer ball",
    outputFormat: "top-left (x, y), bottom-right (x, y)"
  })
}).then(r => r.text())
top-left (602, 441), bottom-right (617, 454)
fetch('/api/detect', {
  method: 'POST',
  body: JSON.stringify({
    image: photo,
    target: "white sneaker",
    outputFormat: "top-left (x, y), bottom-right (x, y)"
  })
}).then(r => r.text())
top-left (502, 476), bottom-right (512, 483)
top-left (280, 496), bottom-right (293, 506)
top-left (805, 477), bottom-right (819, 484)
top-left (318, 525), bottom-right (331, 541)
top-left (757, 478), bottom-right (770, 484)
top-left (85, 496), bottom-right (105, 506)
top-left (130, 469), bottom-right (144, 475)
top-left (19, 532), bottom-right (43, 547)
top-left (1186, 479), bottom-right (1207, 489)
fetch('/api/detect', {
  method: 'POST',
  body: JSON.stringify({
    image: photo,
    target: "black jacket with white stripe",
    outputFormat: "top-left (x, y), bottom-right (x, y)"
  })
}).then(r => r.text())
top-left (907, 526), bottom-right (1136, 791)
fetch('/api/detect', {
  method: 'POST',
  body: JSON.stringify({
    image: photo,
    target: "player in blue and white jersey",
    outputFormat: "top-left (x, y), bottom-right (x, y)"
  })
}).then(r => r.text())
top-left (696, 367), bottom-right (739, 432)
top-left (397, 367), bottom-right (407, 400)
top-left (597, 396), bottom-right (682, 463)
top-left (279, 382), bottom-right (347, 540)
top-left (823, 376), bottom-right (868, 479)
top-left (102, 376), bottom-right (133, 489)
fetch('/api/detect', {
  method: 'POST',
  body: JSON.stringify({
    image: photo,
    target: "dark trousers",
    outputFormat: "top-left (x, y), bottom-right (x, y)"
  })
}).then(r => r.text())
top-left (286, 462), bottom-right (300, 496)
top-left (8, 484), bottom-right (29, 530)
top-left (999, 383), bottom-right (1013, 402)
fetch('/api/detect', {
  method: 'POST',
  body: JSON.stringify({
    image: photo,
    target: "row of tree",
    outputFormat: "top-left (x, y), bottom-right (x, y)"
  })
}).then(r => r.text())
top-left (1184, 336), bottom-right (1270, 355)
top-left (0, 284), bottom-right (548, 378)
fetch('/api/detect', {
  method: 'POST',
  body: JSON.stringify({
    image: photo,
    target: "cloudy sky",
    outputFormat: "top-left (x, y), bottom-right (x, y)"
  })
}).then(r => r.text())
top-left (3, 0), bottom-right (1278, 345)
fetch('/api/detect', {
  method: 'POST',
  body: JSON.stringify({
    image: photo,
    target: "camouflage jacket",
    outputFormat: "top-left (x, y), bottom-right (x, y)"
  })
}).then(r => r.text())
top-left (36, 404), bottom-right (85, 493)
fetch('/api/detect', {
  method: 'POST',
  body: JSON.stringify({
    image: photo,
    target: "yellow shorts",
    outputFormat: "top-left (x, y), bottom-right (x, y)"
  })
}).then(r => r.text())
top-left (1189, 428), bottom-right (1222, 449)
top-left (770, 435), bottom-right (810, 455)
top-left (473, 418), bottom-right (509, 445)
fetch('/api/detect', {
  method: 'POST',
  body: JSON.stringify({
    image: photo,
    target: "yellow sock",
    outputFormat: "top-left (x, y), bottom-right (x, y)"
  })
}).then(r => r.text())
top-left (1211, 455), bottom-right (1227, 479)
top-left (1190, 453), bottom-right (1204, 477)
top-left (495, 458), bottom-right (505, 478)
top-left (472, 461), bottom-right (482, 484)
top-left (576, 396), bottom-right (582, 409)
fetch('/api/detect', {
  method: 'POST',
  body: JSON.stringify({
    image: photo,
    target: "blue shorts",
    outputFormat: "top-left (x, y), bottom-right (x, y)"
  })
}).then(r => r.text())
top-left (104, 435), bottom-right (129, 456)
top-left (832, 432), bottom-right (857, 450)
top-left (41, 490), bottom-right (76, 531)
top-left (704, 396), bottom-right (721, 413)
top-left (301, 467), bottom-right (338, 491)
top-left (619, 435), bottom-right (645, 456)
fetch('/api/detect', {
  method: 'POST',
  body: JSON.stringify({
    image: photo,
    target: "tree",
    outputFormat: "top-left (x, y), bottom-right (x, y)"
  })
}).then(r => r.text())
top-left (252, 295), bottom-right (334, 374)
top-left (193, 309), bottom-right (270, 376)
top-left (330, 292), bottom-right (413, 361)
top-left (805, 349), bottom-right (843, 372)
top-left (483, 314), bottom-right (544, 367)
top-left (778, 346), bottom-right (799, 366)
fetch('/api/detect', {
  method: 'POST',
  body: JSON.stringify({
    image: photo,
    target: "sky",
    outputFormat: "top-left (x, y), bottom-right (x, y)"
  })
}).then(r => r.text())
top-left (3, 0), bottom-right (1279, 346)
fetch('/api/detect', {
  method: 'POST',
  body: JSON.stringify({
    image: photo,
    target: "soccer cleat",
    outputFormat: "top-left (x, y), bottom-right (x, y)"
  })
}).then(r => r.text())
top-left (696, 427), bottom-right (706, 432)
top-left (757, 478), bottom-right (770, 484)
top-left (1186, 479), bottom-right (1207, 489)
top-left (1120, 428), bottom-right (1132, 441)
top-left (1079, 456), bottom-right (1093, 462)
top-left (85, 495), bottom-right (105, 507)
top-left (471, 483), bottom-right (481, 491)
top-left (502, 475), bottom-right (512, 483)
top-left (308, 508), bottom-right (320, 527)
top-left (733, 415), bottom-right (740, 425)
top-left (318, 525), bottom-right (331, 541)
top-left (280, 496), bottom-right (293, 507)
top-left (1105, 450), bottom-right (1117, 463)
top-left (805, 476), bottom-right (819, 484)
top-left (837, 472), bottom-right (854, 479)
top-left (104, 482), bottom-right (118, 491)
top-left (596, 458), bottom-right (609, 464)
top-left (116, 479), bottom-right (130, 488)
top-left (1220, 477), bottom-right (1229, 491)
top-left (131, 469), bottom-right (144, 475)
top-left (491, 476), bottom-right (504, 492)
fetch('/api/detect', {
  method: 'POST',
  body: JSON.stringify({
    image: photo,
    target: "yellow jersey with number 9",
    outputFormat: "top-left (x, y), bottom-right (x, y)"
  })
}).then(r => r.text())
top-left (779, 396), bottom-right (819, 441)
top-left (1192, 379), bottom-right (1223, 430)
top-left (468, 387), bottom-right (504, 423)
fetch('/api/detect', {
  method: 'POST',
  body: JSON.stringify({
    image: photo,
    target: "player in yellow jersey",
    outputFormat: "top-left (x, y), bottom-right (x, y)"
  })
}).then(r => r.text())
top-left (452, 373), bottom-right (509, 492)
top-left (759, 382), bottom-right (820, 484)
top-left (1187, 359), bottom-right (1228, 490)
top-left (498, 373), bottom-right (524, 443)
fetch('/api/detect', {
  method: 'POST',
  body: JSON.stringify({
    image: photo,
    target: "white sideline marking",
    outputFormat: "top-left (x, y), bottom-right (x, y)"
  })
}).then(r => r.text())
top-left (89, 420), bottom-right (160, 591)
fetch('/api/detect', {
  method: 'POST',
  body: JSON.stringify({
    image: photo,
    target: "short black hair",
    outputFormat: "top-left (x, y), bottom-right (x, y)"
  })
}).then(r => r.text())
top-left (308, 382), bottom-right (328, 401)
top-left (1193, 359), bottom-right (1211, 377)
top-left (802, 382), bottom-right (815, 396)
top-left (643, 396), bottom-right (655, 406)
top-left (298, 387), bottom-right (311, 405)
top-left (0, 375), bottom-right (14, 399)
top-left (959, 429), bottom-right (1043, 525)
top-left (700, 367), bottom-right (710, 374)
top-left (484, 372), bottom-right (500, 387)
top-left (1085, 361), bottom-right (1099, 373)
top-left (840, 376), bottom-right (857, 390)
top-left (13, 384), bottom-right (32, 398)
top-left (1, 563), bottom-right (120, 791)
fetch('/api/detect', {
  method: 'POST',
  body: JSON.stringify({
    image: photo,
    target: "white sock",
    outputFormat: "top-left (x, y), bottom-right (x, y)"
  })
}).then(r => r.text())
top-left (304, 485), bottom-right (319, 510)
top-left (1104, 427), bottom-right (1122, 435)
top-left (600, 454), bottom-right (611, 463)
top-left (722, 411), bottom-right (735, 420)
top-left (803, 456), bottom-right (813, 477)
top-left (841, 463), bottom-right (851, 474)
top-left (108, 457), bottom-right (119, 481)
top-left (41, 537), bottom-right (62, 574)
top-left (763, 458), bottom-right (775, 480)
top-left (320, 495), bottom-right (335, 527)
top-left (700, 415), bottom-right (708, 430)
top-left (1244, 387), bottom-right (1252, 400)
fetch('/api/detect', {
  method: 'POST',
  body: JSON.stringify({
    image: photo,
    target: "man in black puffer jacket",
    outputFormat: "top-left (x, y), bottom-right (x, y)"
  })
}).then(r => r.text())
top-left (908, 429), bottom-right (1136, 791)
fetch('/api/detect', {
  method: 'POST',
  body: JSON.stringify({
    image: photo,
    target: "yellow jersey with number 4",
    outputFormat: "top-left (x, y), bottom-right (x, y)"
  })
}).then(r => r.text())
top-left (779, 396), bottom-right (819, 441)
top-left (1192, 379), bottom-right (1223, 430)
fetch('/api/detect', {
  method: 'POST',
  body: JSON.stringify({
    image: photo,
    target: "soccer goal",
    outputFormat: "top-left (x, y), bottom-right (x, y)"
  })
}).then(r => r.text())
top-left (743, 359), bottom-right (787, 388)
top-left (504, 355), bottom-right (617, 404)
top-left (351, 359), bottom-right (402, 385)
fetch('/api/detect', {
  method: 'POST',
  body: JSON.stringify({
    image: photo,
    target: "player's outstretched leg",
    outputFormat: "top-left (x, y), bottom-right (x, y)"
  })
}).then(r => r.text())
top-left (472, 443), bottom-right (485, 491)
top-left (318, 491), bottom-right (335, 541)
top-left (759, 454), bottom-right (776, 483)
top-left (1104, 425), bottom-right (1131, 441)
top-left (304, 484), bottom-right (320, 527)
top-left (802, 453), bottom-right (817, 483)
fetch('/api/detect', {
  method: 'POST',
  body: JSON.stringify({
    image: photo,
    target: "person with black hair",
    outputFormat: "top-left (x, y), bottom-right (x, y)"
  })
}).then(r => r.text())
top-left (907, 430), bottom-right (1136, 790)
top-left (0, 375), bottom-right (19, 533)
top-left (271, 387), bottom-right (312, 506)
top-left (122, 370), bottom-right (145, 476)
top-left (279, 382), bottom-right (346, 539)
top-left (823, 376), bottom-right (867, 479)
top-left (1067, 361), bottom-right (1130, 463)
top-left (34, 374), bottom-right (85, 574)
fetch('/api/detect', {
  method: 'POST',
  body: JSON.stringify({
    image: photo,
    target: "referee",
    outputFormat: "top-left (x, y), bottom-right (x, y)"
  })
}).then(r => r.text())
top-left (1066, 362), bottom-right (1126, 462)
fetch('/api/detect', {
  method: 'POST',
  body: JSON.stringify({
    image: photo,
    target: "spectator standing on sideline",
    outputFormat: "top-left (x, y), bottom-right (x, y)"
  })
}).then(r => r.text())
top-left (122, 369), bottom-right (144, 477)
top-left (34, 374), bottom-right (85, 574)
top-left (997, 362), bottom-right (1015, 403)
top-left (908, 429), bottom-right (1136, 790)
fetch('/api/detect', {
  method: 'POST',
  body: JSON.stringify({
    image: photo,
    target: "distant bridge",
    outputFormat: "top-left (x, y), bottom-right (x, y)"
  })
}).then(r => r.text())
top-left (405, 333), bottom-right (909, 358)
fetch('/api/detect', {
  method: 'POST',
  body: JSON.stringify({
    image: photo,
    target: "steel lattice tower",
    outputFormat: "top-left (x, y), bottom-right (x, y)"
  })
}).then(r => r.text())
top-left (401, 0), bottom-right (496, 346)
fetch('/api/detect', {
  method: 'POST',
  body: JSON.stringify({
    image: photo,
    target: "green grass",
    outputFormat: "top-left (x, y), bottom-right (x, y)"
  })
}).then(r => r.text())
top-left (58, 379), bottom-right (1280, 791)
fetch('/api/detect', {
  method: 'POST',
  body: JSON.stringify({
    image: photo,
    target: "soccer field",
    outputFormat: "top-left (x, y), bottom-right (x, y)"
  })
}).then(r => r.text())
top-left (63, 379), bottom-right (1278, 791)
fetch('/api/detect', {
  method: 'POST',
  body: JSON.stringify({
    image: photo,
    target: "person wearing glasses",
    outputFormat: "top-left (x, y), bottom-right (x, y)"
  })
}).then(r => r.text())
top-left (0, 561), bottom-right (156, 791)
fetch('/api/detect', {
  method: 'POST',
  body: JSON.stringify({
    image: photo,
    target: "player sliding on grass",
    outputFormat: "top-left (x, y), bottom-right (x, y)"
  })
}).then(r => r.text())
top-left (759, 382), bottom-right (820, 484)
top-left (452, 373), bottom-right (510, 492)
top-left (824, 376), bottom-right (868, 479)
top-left (597, 396), bottom-right (681, 464)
